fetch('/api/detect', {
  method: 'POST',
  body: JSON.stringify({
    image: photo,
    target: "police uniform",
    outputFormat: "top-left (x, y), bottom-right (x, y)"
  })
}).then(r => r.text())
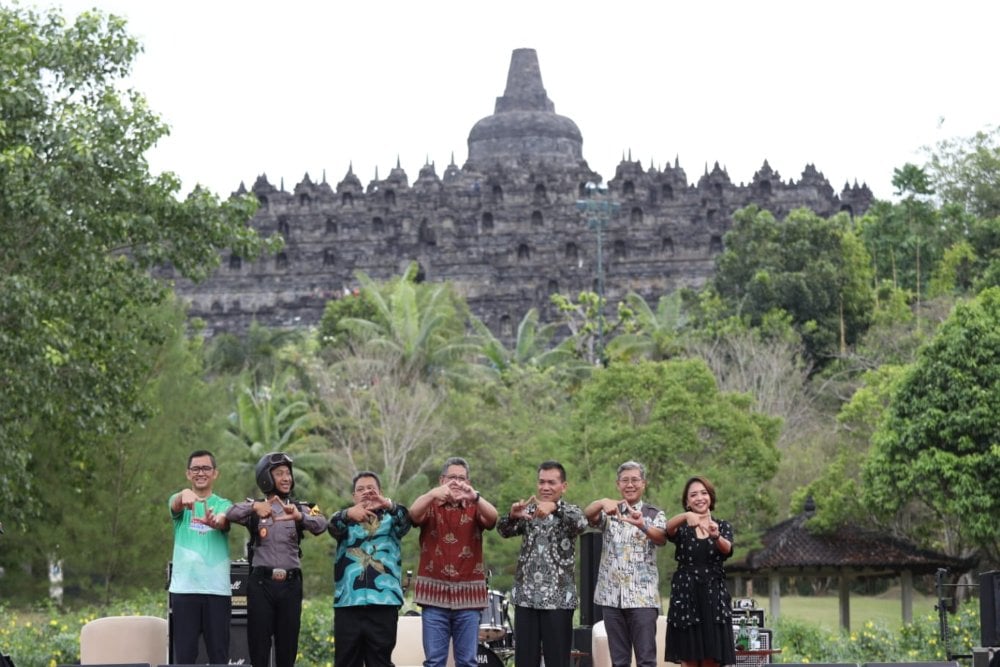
top-left (227, 495), bottom-right (327, 667)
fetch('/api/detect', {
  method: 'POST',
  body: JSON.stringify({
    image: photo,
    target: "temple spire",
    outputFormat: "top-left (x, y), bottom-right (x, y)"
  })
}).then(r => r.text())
top-left (495, 48), bottom-right (555, 113)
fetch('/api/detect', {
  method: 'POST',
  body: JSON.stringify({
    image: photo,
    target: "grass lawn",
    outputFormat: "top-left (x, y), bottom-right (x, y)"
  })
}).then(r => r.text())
top-left (753, 589), bottom-right (941, 632)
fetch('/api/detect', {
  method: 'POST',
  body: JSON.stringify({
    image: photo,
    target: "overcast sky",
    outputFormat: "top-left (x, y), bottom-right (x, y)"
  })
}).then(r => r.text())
top-left (35, 0), bottom-right (1000, 202)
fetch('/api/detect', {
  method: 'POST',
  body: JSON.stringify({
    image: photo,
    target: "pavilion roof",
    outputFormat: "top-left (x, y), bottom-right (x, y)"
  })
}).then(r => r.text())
top-left (727, 502), bottom-right (976, 577)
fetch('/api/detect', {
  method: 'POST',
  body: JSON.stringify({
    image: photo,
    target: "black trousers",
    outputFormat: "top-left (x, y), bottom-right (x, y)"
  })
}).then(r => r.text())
top-left (171, 592), bottom-right (232, 664)
top-left (513, 605), bottom-right (574, 667)
top-left (247, 573), bottom-right (303, 667)
top-left (334, 605), bottom-right (399, 667)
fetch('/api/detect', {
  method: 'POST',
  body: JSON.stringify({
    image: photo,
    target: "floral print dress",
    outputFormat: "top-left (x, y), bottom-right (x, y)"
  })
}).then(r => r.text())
top-left (664, 520), bottom-right (736, 665)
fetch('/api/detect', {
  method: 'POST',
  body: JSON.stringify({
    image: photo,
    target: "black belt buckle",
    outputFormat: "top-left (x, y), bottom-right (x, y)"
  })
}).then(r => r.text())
top-left (272, 568), bottom-right (288, 582)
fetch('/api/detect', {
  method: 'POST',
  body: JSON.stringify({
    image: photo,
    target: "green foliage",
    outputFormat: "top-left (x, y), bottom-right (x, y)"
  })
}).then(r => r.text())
top-left (551, 290), bottom-right (632, 365)
top-left (0, 590), bottom-right (168, 667)
top-left (929, 241), bottom-right (978, 297)
top-left (774, 605), bottom-right (980, 663)
top-left (606, 290), bottom-right (688, 362)
top-left (865, 287), bottom-right (1000, 561)
top-left (713, 206), bottom-right (874, 365)
top-left (473, 307), bottom-right (589, 382)
top-left (205, 323), bottom-right (305, 383)
top-left (0, 4), bottom-right (275, 524)
top-left (568, 359), bottom-right (781, 536)
top-left (925, 124), bottom-right (1000, 218)
top-left (337, 265), bottom-right (485, 387)
top-left (299, 596), bottom-right (336, 666)
top-left (317, 288), bottom-right (382, 350)
top-left (0, 298), bottom-right (236, 602)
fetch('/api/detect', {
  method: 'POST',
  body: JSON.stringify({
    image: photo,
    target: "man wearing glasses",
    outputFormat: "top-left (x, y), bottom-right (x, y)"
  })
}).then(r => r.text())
top-left (409, 456), bottom-right (498, 667)
top-left (168, 449), bottom-right (233, 664)
top-left (584, 461), bottom-right (667, 667)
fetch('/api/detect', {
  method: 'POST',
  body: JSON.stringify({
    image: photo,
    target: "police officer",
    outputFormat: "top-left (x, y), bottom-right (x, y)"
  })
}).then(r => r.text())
top-left (227, 452), bottom-right (327, 667)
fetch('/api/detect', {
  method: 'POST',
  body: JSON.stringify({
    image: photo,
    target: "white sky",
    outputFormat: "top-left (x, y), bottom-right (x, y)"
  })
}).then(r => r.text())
top-left (33, 0), bottom-right (1000, 202)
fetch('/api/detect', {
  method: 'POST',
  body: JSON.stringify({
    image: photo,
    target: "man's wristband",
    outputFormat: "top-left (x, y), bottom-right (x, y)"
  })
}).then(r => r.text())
top-left (474, 492), bottom-right (481, 503)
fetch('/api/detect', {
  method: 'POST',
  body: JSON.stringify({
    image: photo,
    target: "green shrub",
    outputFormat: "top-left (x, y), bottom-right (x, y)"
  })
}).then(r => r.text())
top-left (298, 595), bottom-right (335, 666)
top-left (0, 592), bottom-right (336, 667)
top-left (774, 605), bottom-right (979, 664)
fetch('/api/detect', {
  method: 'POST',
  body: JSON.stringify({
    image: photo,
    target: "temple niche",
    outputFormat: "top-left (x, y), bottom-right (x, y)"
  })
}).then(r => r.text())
top-left (171, 48), bottom-right (873, 339)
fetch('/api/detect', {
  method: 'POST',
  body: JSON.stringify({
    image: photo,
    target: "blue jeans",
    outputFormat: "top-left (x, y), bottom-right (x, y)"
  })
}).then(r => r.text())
top-left (421, 606), bottom-right (480, 667)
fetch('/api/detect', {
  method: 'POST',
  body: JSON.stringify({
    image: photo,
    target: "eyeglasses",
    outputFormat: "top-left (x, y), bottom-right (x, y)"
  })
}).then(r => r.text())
top-left (188, 466), bottom-right (215, 473)
top-left (444, 474), bottom-right (468, 482)
top-left (266, 452), bottom-right (293, 465)
top-left (618, 477), bottom-right (644, 485)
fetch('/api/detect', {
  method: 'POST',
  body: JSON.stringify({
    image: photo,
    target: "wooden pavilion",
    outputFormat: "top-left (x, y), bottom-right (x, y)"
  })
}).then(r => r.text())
top-left (726, 498), bottom-right (976, 630)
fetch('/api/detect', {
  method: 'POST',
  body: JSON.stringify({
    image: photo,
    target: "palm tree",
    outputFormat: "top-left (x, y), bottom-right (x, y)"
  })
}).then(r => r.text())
top-left (221, 367), bottom-right (344, 499)
top-left (337, 264), bottom-right (486, 387)
top-left (473, 307), bottom-right (591, 382)
top-left (606, 291), bottom-right (688, 361)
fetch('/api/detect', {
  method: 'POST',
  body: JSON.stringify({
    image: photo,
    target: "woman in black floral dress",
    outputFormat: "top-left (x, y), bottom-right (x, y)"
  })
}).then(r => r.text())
top-left (664, 476), bottom-right (735, 667)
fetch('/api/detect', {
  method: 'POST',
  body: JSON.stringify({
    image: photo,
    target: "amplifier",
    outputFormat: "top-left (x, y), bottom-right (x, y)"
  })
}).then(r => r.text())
top-left (166, 560), bottom-right (250, 610)
top-left (230, 560), bottom-right (249, 610)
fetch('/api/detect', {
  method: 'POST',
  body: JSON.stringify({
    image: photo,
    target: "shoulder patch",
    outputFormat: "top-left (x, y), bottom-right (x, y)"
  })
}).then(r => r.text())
top-left (309, 505), bottom-right (323, 516)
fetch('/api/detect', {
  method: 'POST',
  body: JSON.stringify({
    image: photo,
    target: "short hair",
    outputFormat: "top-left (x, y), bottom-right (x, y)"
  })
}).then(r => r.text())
top-left (538, 460), bottom-right (566, 482)
top-left (681, 475), bottom-right (717, 511)
top-left (352, 471), bottom-right (381, 491)
top-left (440, 456), bottom-right (470, 478)
top-left (617, 461), bottom-right (646, 480)
top-left (187, 450), bottom-right (217, 468)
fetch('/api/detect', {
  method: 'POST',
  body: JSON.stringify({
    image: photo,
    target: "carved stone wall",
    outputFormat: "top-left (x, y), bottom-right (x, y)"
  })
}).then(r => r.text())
top-left (172, 49), bottom-right (873, 338)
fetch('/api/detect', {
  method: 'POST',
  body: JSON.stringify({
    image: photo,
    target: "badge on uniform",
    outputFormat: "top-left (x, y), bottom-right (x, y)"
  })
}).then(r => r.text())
top-left (259, 526), bottom-right (268, 539)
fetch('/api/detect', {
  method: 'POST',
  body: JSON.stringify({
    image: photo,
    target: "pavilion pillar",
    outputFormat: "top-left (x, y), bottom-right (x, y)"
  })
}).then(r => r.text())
top-left (839, 575), bottom-right (851, 630)
top-left (769, 576), bottom-right (781, 623)
top-left (901, 570), bottom-right (914, 624)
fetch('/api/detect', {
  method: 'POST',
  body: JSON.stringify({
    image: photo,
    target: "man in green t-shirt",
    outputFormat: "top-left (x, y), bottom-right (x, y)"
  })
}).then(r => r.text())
top-left (168, 449), bottom-right (233, 664)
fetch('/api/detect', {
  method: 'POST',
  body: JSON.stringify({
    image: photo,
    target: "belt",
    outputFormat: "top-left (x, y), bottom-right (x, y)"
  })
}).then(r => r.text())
top-left (252, 566), bottom-right (302, 582)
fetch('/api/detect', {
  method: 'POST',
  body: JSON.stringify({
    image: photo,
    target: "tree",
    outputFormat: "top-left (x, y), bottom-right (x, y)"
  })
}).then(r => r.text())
top-left (606, 291), bottom-right (688, 362)
top-left (473, 307), bottom-right (589, 383)
top-left (713, 206), bottom-right (874, 365)
top-left (337, 265), bottom-right (484, 387)
top-left (568, 359), bottom-right (781, 535)
top-left (550, 290), bottom-right (632, 366)
top-left (310, 346), bottom-right (454, 494)
top-left (2, 299), bottom-right (230, 602)
top-left (205, 322), bottom-right (304, 384)
top-left (686, 312), bottom-right (813, 450)
top-left (864, 287), bottom-right (1000, 562)
top-left (925, 124), bottom-right (1000, 219)
top-left (0, 5), bottom-right (276, 523)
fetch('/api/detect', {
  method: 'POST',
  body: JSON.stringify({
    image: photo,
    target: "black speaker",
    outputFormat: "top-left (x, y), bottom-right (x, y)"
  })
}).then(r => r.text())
top-left (579, 531), bottom-right (603, 626)
top-left (196, 614), bottom-right (250, 665)
top-left (981, 570), bottom-right (1000, 647)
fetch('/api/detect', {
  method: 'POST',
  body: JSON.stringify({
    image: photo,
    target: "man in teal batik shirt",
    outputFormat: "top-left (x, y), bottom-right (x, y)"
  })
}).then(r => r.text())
top-left (328, 471), bottom-right (412, 667)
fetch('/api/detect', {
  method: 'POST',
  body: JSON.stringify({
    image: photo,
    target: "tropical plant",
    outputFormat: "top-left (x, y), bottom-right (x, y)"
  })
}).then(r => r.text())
top-left (337, 264), bottom-right (485, 387)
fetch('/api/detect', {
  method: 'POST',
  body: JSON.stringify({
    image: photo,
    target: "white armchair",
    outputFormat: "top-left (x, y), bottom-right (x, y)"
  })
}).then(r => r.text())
top-left (79, 615), bottom-right (169, 666)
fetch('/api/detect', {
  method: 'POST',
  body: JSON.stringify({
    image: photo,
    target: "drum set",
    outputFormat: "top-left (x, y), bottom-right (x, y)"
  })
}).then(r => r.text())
top-left (477, 590), bottom-right (514, 666)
